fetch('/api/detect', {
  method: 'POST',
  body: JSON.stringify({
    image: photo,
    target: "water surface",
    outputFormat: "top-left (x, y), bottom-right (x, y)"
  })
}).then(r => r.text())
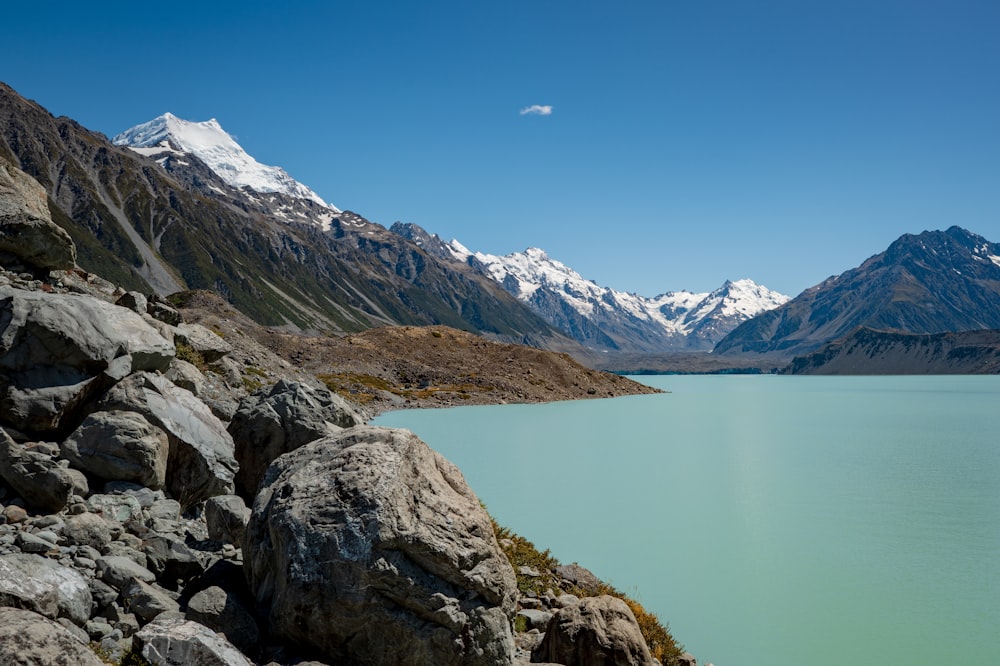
top-left (375, 375), bottom-right (1000, 666)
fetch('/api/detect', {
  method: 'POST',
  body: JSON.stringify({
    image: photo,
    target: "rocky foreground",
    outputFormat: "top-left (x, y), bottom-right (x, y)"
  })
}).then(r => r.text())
top-left (0, 156), bottom-right (694, 665)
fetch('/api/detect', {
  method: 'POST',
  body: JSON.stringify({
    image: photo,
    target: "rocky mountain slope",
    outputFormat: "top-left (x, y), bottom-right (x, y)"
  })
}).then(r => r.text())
top-left (715, 226), bottom-right (1000, 360)
top-left (392, 222), bottom-right (789, 353)
top-left (112, 113), bottom-right (336, 211)
top-left (171, 289), bottom-right (660, 417)
top-left (0, 152), bottom-right (687, 664)
top-left (784, 327), bottom-right (1000, 374)
top-left (0, 82), bottom-right (564, 347)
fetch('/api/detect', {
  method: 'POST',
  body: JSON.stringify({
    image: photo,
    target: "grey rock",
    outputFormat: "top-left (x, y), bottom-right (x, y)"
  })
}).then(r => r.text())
top-left (113, 610), bottom-right (142, 637)
top-left (146, 296), bottom-right (181, 326)
top-left (97, 554), bottom-right (157, 590)
top-left (87, 492), bottom-right (143, 523)
top-left (101, 543), bottom-right (148, 569)
top-left (121, 578), bottom-right (181, 622)
top-left (229, 380), bottom-right (362, 497)
top-left (0, 554), bottom-right (94, 625)
top-left (678, 652), bottom-right (698, 666)
top-left (86, 619), bottom-right (115, 641)
top-left (103, 481), bottom-right (161, 508)
top-left (207, 356), bottom-right (244, 390)
top-left (204, 495), bottom-right (249, 545)
top-left (64, 467), bottom-right (89, 497)
top-left (0, 554), bottom-right (59, 618)
top-left (88, 578), bottom-right (119, 609)
top-left (148, 498), bottom-right (182, 522)
top-left (553, 593), bottom-right (582, 609)
top-left (186, 585), bottom-right (260, 654)
top-left (99, 372), bottom-right (237, 508)
top-left (134, 615), bottom-right (254, 666)
top-left (99, 636), bottom-right (129, 663)
top-left (62, 411), bottom-right (169, 489)
top-left (116, 291), bottom-right (149, 315)
top-left (0, 432), bottom-right (74, 512)
top-left (0, 607), bottom-right (104, 666)
top-left (517, 608), bottom-right (554, 631)
top-left (31, 530), bottom-right (58, 544)
top-left (0, 287), bottom-right (174, 433)
top-left (0, 157), bottom-right (76, 271)
top-left (532, 595), bottom-right (655, 666)
top-left (57, 616), bottom-right (92, 645)
top-left (555, 563), bottom-right (602, 594)
top-left (244, 426), bottom-right (517, 666)
top-left (63, 512), bottom-right (113, 549)
top-left (142, 535), bottom-right (206, 586)
top-left (73, 556), bottom-right (96, 570)
top-left (174, 322), bottom-right (233, 363)
top-left (15, 531), bottom-right (53, 553)
top-left (165, 358), bottom-right (206, 396)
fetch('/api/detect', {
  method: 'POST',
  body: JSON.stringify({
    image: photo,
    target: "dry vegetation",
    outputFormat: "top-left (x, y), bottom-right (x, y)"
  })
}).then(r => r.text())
top-left (492, 519), bottom-right (686, 666)
top-left (173, 290), bottom-right (660, 415)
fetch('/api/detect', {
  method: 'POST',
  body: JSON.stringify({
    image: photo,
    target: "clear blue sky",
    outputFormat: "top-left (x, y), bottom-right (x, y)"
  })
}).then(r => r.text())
top-left (4, 1), bottom-right (999, 297)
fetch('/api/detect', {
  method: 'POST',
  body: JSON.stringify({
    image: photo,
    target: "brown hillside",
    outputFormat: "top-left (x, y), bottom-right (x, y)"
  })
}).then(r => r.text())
top-left (172, 290), bottom-right (660, 415)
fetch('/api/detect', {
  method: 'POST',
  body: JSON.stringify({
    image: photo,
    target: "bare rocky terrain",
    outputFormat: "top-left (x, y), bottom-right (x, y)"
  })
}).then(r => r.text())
top-left (784, 326), bottom-right (1000, 374)
top-left (170, 290), bottom-right (660, 417)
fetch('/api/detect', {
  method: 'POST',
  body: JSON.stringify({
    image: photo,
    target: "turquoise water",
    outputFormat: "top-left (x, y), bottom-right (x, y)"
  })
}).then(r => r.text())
top-left (374, 375), bottom-right (1000, 666)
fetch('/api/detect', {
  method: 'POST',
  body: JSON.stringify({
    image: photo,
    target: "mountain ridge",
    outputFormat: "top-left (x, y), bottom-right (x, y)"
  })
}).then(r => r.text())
top-left (0, 82), bottom-right (565, 347)
top-left (784, 327), bottom-right (1000, 374)
top-left (391, 221), bottom-right (789, 353)
top-left (112, 112), bottom-right (337, 213)
top-left (715, 226), bottom-right (1000, 359)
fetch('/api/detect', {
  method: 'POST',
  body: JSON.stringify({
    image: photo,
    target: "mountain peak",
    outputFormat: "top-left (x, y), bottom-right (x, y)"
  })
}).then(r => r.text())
top-left (113, 114), bottom-right (338, 211)
top-left (715, 226), bottom-right (1000, 358)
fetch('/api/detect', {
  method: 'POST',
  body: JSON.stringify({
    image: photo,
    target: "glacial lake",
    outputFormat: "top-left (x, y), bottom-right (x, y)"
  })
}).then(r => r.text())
top-left (374, 375), bottom-right (1000, 666)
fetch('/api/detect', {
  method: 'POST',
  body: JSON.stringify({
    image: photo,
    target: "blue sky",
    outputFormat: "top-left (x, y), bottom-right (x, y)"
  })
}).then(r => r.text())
top-left (4, 0), bottom-right (999, 296)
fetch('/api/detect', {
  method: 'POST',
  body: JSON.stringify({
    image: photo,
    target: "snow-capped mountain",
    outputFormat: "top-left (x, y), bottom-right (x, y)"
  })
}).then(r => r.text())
top-left (390, 223), bottom-right (789, 352)
top-left (113, 113), bottom-right (338, 212)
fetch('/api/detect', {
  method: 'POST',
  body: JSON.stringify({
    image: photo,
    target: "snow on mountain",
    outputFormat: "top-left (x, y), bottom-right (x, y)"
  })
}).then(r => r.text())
top-left (445, 240), bottom-right (789, 351)
top-left (113, 113), bottom-right (339, 213)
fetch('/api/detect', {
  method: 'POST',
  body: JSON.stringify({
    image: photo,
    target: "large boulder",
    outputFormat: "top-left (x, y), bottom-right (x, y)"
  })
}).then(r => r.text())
top-left (120, 578), bottom-right (181, 622)
top-left (532, 595), bottom-right (655, 666)
top-left (174, 323), bottom-right (232, 363)
top-left (0, 555), bottom-right (59, 618)
top-left (61, 411), bottom-right (170, 489)
top-left (0, 431), bottom-right (74, 512)
top-left (0, 157), bottom-right (76, 271)
top-left (99, 372), bottom-right (237, 508)
top-left (0, 287), bottom-right (174, 433)
top-left (134, 615), bottom-right (254, 666)
top-left (204, 495), bottom-right (250, 545)
top-left (185, 585), bottom-right (260, 655)
top-left (62, 512), bottom-right (113, 550)
top-left (0, 553), bottom-right (93, 626)
top-left (229, 380), bottom-right (361, 497)
top-left (244, 426), bottom-right (517, 666)
top-left (0, 607), bottom-right (105, 666)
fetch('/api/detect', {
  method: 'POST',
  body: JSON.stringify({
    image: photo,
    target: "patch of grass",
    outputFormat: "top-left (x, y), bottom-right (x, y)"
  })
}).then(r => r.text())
top-left (513, 614), bottom-right (529, 633)
top-left (174, 341), bottom-right (207, 372)
top-left (242, 376), bottom-right (264, 392)
top-left (89, 644), bottom-right (151, 666)
top-left (492, 518), bottom-right (561, 597)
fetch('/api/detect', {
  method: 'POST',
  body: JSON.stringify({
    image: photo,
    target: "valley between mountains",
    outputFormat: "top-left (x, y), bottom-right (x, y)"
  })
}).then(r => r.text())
top-left (3, 77), bottom-right (1000, 666)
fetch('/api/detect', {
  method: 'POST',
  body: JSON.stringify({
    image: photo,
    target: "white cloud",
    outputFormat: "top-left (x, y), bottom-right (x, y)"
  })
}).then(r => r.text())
top-left (520, 104), bottom-right (553, 116)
